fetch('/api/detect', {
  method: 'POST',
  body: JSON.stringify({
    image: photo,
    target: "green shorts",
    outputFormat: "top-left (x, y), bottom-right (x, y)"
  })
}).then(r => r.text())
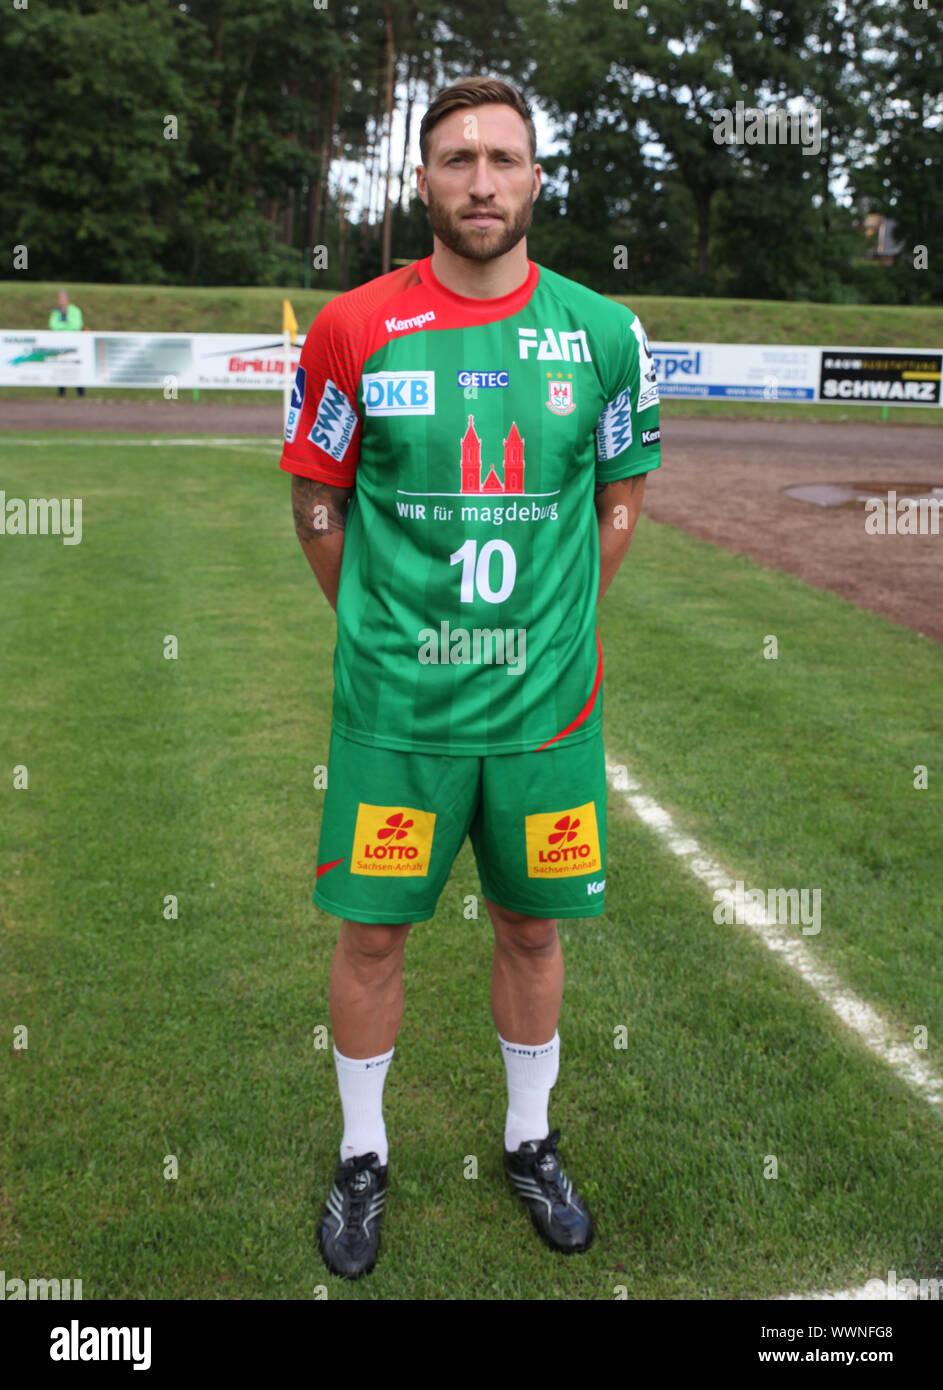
top-left (313, 724), bottom-right (607, 923)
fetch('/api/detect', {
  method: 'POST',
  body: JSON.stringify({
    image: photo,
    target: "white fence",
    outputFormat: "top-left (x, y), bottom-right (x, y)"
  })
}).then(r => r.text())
top-left (1, 331), bottom-right (940, 407)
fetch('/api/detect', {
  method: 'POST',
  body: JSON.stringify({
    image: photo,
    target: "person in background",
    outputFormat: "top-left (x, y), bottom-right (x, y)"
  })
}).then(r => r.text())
top-left (49, 289), bottom-right (86, 398)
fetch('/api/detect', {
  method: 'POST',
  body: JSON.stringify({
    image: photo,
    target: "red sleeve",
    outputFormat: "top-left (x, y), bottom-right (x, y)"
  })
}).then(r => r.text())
top-left (279, 296), bottom-right (363, 487)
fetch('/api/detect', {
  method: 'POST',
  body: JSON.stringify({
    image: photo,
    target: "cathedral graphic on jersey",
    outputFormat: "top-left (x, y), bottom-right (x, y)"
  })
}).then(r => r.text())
top-left (459, 415), bottom-right (525, 494)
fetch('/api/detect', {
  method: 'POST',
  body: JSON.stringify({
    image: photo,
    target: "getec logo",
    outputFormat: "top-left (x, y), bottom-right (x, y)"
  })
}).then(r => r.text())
top-left (519, 327), bottom-right (592, 362)
top-left (525, 803), bottom-right (602, 878)
top-left (351, 805), bottom-right (436, 877)
top-left (363, 371), bottom-right (435, 416)
top-left (457, 370), bottom-right (509, 389)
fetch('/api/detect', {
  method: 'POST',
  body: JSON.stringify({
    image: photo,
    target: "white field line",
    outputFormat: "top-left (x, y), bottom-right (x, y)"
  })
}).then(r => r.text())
top-left (604, 756), bottom-right (943, 1109)
top-left (605, 755), bottom-right (943, 1301)
top-left (775, 1276), bottom-right (938, 1301)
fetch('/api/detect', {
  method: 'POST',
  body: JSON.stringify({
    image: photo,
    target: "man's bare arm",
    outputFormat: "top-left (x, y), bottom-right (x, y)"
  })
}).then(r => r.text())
top-left (594, 473), bottom-right (647, 604)
top-left (291, 474), bottom-right (355, 613)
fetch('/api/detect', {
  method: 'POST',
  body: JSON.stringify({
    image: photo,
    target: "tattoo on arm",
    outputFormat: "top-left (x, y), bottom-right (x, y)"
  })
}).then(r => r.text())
top-left (291, 474), bottom-right (353, 540)
top-left (594, 474), bottom-right (643, 500)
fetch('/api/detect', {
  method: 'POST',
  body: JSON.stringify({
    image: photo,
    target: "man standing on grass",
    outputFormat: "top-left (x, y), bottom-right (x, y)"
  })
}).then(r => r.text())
top-left (281, 75), bottom-right (661, 1280)
top-left (48, 289), bottom-right (86, 398)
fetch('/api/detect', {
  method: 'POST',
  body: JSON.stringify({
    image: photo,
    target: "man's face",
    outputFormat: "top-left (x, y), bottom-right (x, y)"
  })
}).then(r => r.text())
top-left (417, 104), bottom-right (541, 262)
top-left (57, 292), bottom-right (68, 310)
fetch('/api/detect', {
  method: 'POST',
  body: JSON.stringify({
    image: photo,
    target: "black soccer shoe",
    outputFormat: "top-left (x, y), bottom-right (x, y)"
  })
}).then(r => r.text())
top-left (317, 1150), bottom-right (388, 1279)
top-left (505, 1127), bottom-right (594, 1253)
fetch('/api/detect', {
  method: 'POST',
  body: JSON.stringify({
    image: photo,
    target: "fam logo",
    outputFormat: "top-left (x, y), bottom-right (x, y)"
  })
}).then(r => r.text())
top-left (519, 327), bottom-right (592, 363)
top-left (363, 371), bottom-right (435, 416)
top-left (546, 373), bottom-right (575, 415)
top-left (525, 802), bottom-right (602, 879)
top-left (350, 804), bottom-right (436, 877)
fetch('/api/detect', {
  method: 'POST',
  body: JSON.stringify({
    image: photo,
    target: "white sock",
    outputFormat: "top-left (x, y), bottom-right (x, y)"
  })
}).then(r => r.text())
top-left (498, 1030), bottom-right (560, 1152)
top-left (333, 1044), bottom-right (394, 1166)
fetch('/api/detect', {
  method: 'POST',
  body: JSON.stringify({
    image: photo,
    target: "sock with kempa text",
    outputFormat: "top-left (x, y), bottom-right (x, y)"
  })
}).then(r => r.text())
top-left (498, 1030), bottom-right (560, 1152)
top-left (333, 1043), bottom-right (394, 1167)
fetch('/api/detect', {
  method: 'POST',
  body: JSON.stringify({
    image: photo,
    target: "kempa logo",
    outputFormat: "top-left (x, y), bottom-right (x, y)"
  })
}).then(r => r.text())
top-left (0, 492), bottom-right (82, 544)
top-left (865, 490), bottom-right (942, 535)
top-left (519, 327), bottom-right (592, 362)
top-left (1, 1269), bottom-right (82, 1299)
top-left (587, 879), bottom-right (605, 895)
top-left (417, 621), bottom-right (526, 674)
top-left (385, 310), bottom-right (436, 334)
top-left (49, 1320), bottom-right (151, 1371)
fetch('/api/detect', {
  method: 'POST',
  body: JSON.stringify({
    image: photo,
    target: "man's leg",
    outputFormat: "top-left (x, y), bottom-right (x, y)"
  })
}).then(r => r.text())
top-left (487, 897), bottom-right (561, 1046)
top-left (329, 919), bottom-right (411, 1165)
top-left (486, 896), bottom-right (562, 1150)
top-left (331, 919), bottom-right (411, 1058)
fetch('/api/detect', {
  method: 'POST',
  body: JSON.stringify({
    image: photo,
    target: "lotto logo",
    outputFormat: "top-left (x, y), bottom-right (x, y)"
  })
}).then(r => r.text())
top-left (525, 802), bottom-right (602, 878)
top-left (350, 804), bottom-right (436, 876)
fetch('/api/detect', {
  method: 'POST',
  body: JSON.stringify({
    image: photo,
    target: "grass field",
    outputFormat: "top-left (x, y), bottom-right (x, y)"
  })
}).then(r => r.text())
top-left (4, 280), bottom-right (943, 346)
top-left (1, 434), bottom-right (942, 1301)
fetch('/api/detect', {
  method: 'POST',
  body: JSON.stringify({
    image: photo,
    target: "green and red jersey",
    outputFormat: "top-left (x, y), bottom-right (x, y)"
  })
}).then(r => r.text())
top-left (279, 255), bottom-right (661, 755)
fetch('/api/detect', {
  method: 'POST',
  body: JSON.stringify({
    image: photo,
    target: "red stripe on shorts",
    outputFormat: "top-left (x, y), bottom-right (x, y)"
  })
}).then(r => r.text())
top-left (316, 858), bottom-right (346, 878)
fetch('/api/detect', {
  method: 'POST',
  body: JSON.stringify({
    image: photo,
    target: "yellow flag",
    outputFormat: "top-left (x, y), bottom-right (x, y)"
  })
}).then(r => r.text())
top-left (282, 298), bottom-right (299, 344)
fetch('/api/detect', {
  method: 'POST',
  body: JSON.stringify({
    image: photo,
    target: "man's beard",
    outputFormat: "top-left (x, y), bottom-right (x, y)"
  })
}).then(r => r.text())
top-left (424, 185), bottom-right (534, 262)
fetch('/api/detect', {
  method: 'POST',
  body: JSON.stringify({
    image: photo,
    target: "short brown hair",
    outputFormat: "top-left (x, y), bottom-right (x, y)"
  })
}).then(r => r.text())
top-left (419, 76), bottom-right (536, 167)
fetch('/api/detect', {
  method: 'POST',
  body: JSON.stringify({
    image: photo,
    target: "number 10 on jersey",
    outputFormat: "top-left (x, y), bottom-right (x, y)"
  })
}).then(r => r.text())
top-left (450, 539), bottom-right (517, 604)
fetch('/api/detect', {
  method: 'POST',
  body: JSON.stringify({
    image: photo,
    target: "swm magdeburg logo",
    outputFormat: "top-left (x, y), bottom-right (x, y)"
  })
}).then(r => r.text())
top-left (350, 804), bottom-right (436, 876)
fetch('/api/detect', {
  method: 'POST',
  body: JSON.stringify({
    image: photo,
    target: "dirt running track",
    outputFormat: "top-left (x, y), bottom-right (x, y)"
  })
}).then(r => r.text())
top-left (3, 400), bottom-right (941, 643)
